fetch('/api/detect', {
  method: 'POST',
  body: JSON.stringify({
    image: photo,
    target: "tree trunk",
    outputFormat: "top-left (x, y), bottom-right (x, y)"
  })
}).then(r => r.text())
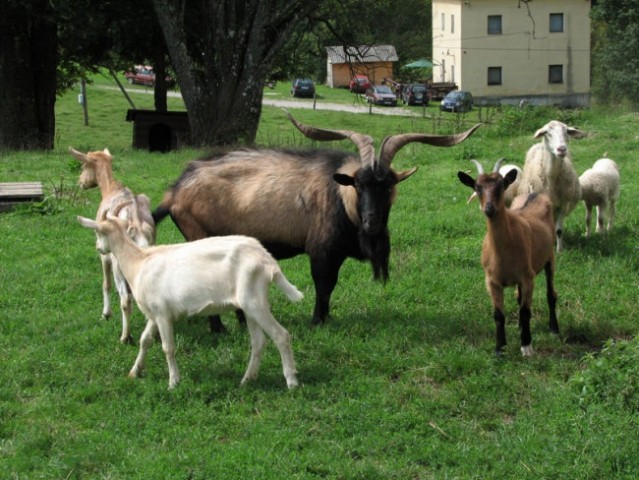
top-left (152, 52), bottom-right (169, 112)
top-left (0, 1), bottom-right (57, 150)
top-left (152, 0), bottom-right (320, 147)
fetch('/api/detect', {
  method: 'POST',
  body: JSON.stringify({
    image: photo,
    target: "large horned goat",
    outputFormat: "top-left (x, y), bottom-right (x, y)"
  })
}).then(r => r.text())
top-left (153, 112), bottom-right (480, 329)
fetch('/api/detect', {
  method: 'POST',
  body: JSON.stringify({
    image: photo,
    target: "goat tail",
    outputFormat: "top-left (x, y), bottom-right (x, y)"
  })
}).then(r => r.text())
top-left (273, 271), bottom-right (304, 303)
top-left (152, 205), bottom-right (171, 225)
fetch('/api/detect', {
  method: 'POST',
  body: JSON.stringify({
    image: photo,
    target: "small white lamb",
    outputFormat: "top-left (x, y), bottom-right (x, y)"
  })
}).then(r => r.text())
top-left (517, 120), bottom-right (585, 252)
top-left (78, 211), bottom-right (302, 390)
top-left (579, 158), bottom-right (620, 236)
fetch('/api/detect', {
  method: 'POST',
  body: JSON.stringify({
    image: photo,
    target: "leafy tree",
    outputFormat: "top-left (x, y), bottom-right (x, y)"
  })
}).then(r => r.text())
top-left (0, 0), bottom-right (173, 151)
top-left (591, 0), bottom-right (639, 108)
top-left (286, 0), bottom-right (432, 83)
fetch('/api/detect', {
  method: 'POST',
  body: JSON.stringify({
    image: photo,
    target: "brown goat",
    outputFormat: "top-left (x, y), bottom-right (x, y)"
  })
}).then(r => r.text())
top-left (70, 147), bottom-right (156, 343)
top-left (458, 159), bottom-right (559, 356)
top-left (153, 112), bottom-right (481, 329)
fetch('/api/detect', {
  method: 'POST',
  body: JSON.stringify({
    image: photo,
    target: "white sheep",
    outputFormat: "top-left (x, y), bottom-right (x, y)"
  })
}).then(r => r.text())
top-left (517, 120), bottom-right (585, 252)
top-left (70, 147), bottom-right (156, 343)
top-left (77, 211), bottom-right (302, 390)
top-left (579, 158), bottom-right (620, 236)
top-left (499, 163), bottom-right (522, 206)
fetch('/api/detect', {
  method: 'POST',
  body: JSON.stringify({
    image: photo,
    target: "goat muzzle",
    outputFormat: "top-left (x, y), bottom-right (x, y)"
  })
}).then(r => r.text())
top-left (483, 202), bottom-right (497, 218)
top-left (362, 217), bottom-right (382, 234)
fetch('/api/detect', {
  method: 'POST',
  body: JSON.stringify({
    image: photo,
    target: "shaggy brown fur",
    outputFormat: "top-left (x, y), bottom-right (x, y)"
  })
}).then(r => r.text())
top-left (153, 114), bottom-right (480, 327)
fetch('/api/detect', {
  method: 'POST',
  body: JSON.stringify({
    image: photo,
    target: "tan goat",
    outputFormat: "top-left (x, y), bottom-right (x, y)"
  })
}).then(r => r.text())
top-left (458, 159), bottom-right (559, 356)
top-left (69, 147), bottom-right (156, 343)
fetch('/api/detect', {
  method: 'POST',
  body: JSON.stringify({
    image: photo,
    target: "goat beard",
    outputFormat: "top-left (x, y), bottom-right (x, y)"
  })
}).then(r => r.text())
top-left (360, 228), bottom-right (390, 282)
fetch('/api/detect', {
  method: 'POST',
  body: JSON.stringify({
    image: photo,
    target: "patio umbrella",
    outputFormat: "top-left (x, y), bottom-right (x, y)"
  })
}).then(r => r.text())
top-left (404, 59), bottom-right (434, 68)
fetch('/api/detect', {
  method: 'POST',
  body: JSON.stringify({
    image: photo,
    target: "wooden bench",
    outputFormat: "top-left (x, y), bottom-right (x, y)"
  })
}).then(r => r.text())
top-left (0, 182), bottom-right (44, 212)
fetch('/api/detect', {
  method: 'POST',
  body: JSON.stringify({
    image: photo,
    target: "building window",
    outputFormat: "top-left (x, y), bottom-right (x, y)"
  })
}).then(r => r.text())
top-left (549, 65), bottom-right (563, 83)
top-left (550, 13), bottom-right (564, 32)
top-left (488, 67), bottom-right (502, 85)
top-left (488, 15), bottom-right (502, 35)
top-left (451, 14), bottom-right (455, 33)
top-left (441, 12), bottom-right (445, 31)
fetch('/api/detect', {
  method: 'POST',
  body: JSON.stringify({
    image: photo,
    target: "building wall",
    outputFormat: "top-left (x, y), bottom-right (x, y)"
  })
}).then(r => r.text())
top-left (327, 62), bottom-right (395, 88)
top-left (432, 0), bottom-right (591, 106)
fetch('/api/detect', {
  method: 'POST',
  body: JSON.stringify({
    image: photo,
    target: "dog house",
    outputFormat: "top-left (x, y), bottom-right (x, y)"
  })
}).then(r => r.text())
top-left (126, 109), bottom-right (191, 152)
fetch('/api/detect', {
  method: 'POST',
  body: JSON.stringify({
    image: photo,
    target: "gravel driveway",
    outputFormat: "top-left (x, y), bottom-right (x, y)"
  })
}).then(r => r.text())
top-left (107, 85), bottom-right (425, 117)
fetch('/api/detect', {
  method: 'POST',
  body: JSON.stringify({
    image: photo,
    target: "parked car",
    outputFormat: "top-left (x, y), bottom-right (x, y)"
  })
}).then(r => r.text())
top-left (365, 85), bottom-right (397, 106)
top-left (402, 83), bottom-right (429, 106)
top-left (291, 79), bottom-right (316, 98)
top-left (124, 65), bottom-right (174, 88)
top-left (440, 90), bottom-right (474, 112)
top-left (349, 74), bottom-right (372, 93)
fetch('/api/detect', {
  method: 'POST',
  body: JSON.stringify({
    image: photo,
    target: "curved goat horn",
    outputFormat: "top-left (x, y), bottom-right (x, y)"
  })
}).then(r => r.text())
top-left (493, 158), bottom-right (505, 173)
top-left (103, 201), bottom-right (133, 222)
top-left (285, 109), bottom-right (375, 167)
top-left (378, 123), bottom-right (482, 168)
top-left (470, 159), bottom-right (484, 175)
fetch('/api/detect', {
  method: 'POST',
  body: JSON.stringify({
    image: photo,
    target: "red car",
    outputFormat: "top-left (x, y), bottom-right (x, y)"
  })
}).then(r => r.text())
top-left (124, 65), bottom-right (175, 88)
top-left (125, 65), bottom-right (157, 86)
top-left (365, 85), bottom-right (397, 106)
top-left (349, 74), bottom-right (371, 93)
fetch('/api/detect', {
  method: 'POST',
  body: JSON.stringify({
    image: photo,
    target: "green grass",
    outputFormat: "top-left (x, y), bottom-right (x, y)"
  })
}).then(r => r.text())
top-left (1, 78), bottom-right (639, 479)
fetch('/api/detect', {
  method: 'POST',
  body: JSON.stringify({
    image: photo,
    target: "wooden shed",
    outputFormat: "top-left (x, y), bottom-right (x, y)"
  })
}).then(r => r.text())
top-left (126, 109), bottom-right (191, 152)
top-left (325, 45), bottom-right (398, 88)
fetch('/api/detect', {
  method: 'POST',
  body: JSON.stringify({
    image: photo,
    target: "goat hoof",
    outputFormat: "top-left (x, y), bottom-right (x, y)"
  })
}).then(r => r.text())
top-left (101, 313), bottom-right (111, 321)
top-left (520, 345), bottom-right (534, 357)
top-left (311, 317), bottom-right (326, 327)
top-left (120, 335), bottom-right (134, 345)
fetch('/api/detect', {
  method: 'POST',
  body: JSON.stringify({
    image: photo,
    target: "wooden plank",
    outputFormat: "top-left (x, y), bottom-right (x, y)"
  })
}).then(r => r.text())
top-left (0, 182), bottom-right (44, 211)
top-left (0, 182), bottom-right (44, 199)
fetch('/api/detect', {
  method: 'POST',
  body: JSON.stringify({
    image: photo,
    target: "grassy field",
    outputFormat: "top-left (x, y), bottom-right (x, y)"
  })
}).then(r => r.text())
top-left (1, 75), bottom-right (639, 479)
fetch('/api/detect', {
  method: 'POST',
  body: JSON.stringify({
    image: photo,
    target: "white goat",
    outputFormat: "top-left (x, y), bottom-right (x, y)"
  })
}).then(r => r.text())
top-left (579, 158), bottom-right (620, 236)
top-left (517, 120), bottom-right (584, 252)
top-left (70, 147), bottom-right (156, 343)
top-left (77, 212), bottom-right (302, 390)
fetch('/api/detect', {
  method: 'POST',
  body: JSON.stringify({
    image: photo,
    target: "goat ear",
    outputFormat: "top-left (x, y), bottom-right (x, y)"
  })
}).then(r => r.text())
top-left (333, 173), bottom-right (355, 187)
top-left (533, 126), bottom-right (547, 139)
top-left (77, 215), bottom-right (98, 230)
top-left (395, 167), bottom-right (418, 183)
top-left (68, 147), bottom-right (87, 163)
top-left (503, 168), bottom-right (519, 188)
top-left (457, 171), bottom-right (475, 189)
top-left (567, 127), bottom-right (586, 139)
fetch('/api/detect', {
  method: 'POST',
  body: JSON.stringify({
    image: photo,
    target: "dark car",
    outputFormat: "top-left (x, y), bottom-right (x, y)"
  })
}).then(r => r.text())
top-left (349, 74), bottom-right (372, 93)
top-left (291, 78), bottom-right (316, 98)
top-left (124, 65), bottom-right (174, 88)
top-left (365, 85), bottom-right (397, 106)
top-left (402, 83), bottom-right (429, 106)
top-left (440, 90), bottom-right (474, 112)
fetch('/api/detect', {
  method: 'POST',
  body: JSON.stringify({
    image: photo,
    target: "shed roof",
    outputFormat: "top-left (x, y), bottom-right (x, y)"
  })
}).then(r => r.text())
top-left (326, 45), bottom-right (398, 64)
